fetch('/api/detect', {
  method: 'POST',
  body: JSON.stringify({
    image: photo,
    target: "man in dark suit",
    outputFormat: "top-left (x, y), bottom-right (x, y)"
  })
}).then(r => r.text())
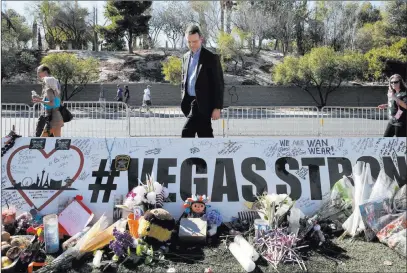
top-left (181, 24), bottom-right (224, 138)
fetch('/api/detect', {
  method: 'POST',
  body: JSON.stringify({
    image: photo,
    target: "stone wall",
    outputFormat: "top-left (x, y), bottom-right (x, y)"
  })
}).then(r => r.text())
top-left (1, 83), bottom-right (387, 107)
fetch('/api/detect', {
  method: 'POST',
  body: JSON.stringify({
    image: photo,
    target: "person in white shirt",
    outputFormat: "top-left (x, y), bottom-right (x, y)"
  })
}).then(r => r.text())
top-left (142, 85), bottom-right (152, 111)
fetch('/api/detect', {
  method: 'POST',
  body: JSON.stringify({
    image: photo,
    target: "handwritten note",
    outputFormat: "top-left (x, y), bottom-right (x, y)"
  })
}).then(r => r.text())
top-left (1, 191), bottom-right (27, 210)
top-left (58, 200), bottom-right (93, 236)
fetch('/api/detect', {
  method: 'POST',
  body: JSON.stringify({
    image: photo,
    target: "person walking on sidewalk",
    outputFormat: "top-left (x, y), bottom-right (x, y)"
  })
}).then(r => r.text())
top-left (180, 24), bottom-right (224, 138)
top-left (124, 85), bottom-right (130, 104)
top-left (115, 84), bottom-right (124, 102)
top-left (32, 65), bottom-right (64, 137)
top-left (142, 85), bottom-right (152, 112)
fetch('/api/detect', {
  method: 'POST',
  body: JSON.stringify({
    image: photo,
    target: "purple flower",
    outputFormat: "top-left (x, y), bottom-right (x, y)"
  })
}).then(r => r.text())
top-left (109, 227), bottom-right (134, 257)
top-left (206, 210), bottom-right (223, 227)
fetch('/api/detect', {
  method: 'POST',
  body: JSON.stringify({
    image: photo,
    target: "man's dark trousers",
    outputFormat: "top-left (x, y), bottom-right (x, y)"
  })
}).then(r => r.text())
top-left (181, 94), bottom-right (213, 138)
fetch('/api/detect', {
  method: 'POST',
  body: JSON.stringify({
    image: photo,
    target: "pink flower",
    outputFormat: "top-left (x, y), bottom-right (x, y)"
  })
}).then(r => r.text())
top-left (126, 192), bottom-right (137, 198)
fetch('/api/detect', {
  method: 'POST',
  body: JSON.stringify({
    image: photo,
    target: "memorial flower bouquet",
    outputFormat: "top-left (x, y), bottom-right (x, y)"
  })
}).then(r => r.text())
top-left (255, 193), bottom-right (295, 229)
top-left (36, 215), bottom-right (127, 273)
top-left (108, 228), bottom-right (157, 265)
top-left (120, 174), bottom-right (170, 214)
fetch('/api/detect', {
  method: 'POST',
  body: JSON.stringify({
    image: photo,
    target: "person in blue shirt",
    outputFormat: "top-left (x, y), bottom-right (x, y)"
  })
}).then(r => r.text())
top-left (32, 65), bottom-right (64, 137)
top-left (181, 24), bottom-right (224, 138)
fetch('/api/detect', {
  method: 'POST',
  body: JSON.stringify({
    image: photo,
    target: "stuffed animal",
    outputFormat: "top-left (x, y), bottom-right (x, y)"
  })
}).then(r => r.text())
top-left (118, 174), bottom-right (170, 216)
top-left (138, 208), bottom-right (175, 248)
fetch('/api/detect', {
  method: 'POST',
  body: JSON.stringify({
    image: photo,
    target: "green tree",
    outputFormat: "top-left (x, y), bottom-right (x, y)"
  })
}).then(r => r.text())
top-left (103, 0), bottom-right (152, 53)
top-left (364, 38), bottom-right (407, 80)
top-left (384, 0), bottom-right (407, 38)
top-left (217, 30), bottom-right (244, 74)
top-left (53, 2), bottom-right (92, 49)
top-left (358, 2), bottom-right (382, 27)
top-left (273, 47), bottom-right (367, 107)
top-left (98, 26), bottom-right (126, 51)
top-left (1, 9), bottom-right (31, 50)
top-left (355, 21), bottom-right (389, 53)
top-left (162, 56), bottom-right (181, 85)
top-left (34, 1), bottom-right (65, 49)
top-left (41, 53), bottom-right (99, 101)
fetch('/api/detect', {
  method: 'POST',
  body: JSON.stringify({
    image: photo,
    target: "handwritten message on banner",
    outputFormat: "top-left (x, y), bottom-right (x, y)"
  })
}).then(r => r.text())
top-left (1, 137), bottom-right (406, 222)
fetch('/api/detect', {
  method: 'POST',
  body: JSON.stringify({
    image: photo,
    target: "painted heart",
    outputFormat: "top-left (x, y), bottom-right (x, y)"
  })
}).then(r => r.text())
top-left (6, 145), bottom-right (84, 211)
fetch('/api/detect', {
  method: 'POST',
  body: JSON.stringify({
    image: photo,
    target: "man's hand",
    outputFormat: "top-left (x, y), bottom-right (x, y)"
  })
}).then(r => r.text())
top-left (211, 109), bottom-right (221, 120)
top-left (378, 104), bottom-right (387, 109)
top-left (32, 97), bottom-right (42, 103)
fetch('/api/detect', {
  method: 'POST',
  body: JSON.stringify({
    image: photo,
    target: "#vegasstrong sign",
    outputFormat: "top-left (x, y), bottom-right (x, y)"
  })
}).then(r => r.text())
top-left (2, 137), bottom-right (406, 222)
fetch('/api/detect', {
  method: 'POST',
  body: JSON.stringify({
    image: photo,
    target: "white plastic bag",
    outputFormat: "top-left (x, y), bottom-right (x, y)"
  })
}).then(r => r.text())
top-left (369, 169), bottom-right (399, 202)
top-left (393, 185), bottom-right (407, 211)
top-left (342, 162), bottom-right (375, 237)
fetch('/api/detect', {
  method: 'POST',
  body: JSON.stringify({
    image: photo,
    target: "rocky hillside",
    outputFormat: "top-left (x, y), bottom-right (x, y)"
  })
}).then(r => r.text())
top-left (2, 48), bottom-right (284, 86)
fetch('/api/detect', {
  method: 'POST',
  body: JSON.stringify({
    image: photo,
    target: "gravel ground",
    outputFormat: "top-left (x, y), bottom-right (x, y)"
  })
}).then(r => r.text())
top-left (41, 234), bottom-right (406, 273)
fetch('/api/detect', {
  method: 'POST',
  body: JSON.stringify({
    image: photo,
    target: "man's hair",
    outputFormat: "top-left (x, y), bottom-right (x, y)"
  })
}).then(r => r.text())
top-left (37, 65), bottom-right (51, 75)
top-left (185, 24), bottom-right (202, 37)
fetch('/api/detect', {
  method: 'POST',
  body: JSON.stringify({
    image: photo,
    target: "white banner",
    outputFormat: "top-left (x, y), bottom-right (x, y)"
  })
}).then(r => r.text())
top-left (1, 137), bottom-right (406, 223)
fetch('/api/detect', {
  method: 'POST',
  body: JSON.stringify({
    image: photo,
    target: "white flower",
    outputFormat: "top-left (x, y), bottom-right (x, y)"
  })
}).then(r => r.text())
top-left (162, 187), bottom-right (170, 198)
top-left (146, 192), bottom-right (156, 203)
top-left (153, 182), bottom-right (163, 194)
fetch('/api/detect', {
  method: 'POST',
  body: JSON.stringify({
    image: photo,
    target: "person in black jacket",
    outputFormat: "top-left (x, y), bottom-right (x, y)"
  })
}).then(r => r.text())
top-left (181, 24), bottom-right (224, 138)
top-left (378, 74), bottom-right (407, 137)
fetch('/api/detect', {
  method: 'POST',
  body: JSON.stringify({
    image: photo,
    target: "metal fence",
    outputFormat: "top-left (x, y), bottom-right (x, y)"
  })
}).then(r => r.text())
top-left (1, 102), bottom-right (390, 138)
top-left (2, 103), bottom-right (33, 137)
top-left (225, 106), bottom-right (320, 137)
top-left (320, 107), bottom-right (388, 137)
top-left (129, 106), bottom-right (225, 137)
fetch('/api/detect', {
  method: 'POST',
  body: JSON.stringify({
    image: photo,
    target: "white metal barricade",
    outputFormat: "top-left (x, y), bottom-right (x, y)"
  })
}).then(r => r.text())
top-left (1, 103), bottom-right (33, 137)
top-left (226, 106), bottom-right (320, 136)
top-left (128, 106), bottom-right (225, 137)
top-left (1, 103), bottom-right (392, 138)
top-left (320, 107), bottom-right (388, 137)
top-left (32, 101), bottom-right (130, 138)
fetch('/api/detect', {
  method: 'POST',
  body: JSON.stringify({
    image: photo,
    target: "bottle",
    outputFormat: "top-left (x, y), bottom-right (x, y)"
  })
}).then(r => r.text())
top-left (31, 91), bottom-right (40, 100)
top-left (234, 235), bottom-right (259, 261)
top-left (43, 214), bottom-right (60, 254)
top-left (228, 242), bottom-right (256, 272)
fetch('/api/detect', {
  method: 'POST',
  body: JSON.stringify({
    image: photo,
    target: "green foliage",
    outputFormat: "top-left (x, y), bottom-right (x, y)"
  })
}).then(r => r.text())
top-left (41, 53), bottom-right (99, 100)
top-left (37, 1), bottom-right (65, 49)
top-left (53, 2), bottom-right (92, 49)
top-left (358, 2), bottom-right (382, 26)
top-left (103, 0), bottom-right (152, 53)
top-left (384, 0), bottom-right (407, 38)
top-left (355, 21), bottom-right (389, 53)
top-left (98, 26), bottom-right (126, 51)
top-left (1, 9), bottom-right (32, 50)
top-left (232, 27), bottom-right (251, 47)
top-left (273, 47), bottom-right (367, 107)
top-left (1, 50), bottom-right (38, 81)
top-left (364, 38), bottom-right (407, 80)
top-left (217, 30), bottom-right (244, 73)
top-left (217, 31), bottom-right (238, 60)
top-left (162, 56), bottom-right (182, 85)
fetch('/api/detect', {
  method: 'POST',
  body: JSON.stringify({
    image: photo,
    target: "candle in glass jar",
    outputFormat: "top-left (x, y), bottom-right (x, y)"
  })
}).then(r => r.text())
top-left (43, 214), bottom-right (60, 253)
